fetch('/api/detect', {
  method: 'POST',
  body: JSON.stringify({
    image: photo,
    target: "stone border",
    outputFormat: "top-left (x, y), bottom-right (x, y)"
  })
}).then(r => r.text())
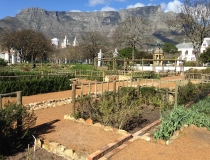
top-left (35, 138), bottom-right (87, 160)
top-left (26, 97), bottom-right (72, 110)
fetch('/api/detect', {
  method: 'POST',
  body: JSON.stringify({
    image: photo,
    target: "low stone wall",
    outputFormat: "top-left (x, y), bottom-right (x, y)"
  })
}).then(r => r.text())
top-left (25, 97), bottom-right (73, 110)
top-left (36, 138), bottom-right (87, 160)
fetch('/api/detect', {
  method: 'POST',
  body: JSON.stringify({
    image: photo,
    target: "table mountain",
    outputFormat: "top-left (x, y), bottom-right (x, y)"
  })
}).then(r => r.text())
top-left (0, 6), bottom-right (180, 43)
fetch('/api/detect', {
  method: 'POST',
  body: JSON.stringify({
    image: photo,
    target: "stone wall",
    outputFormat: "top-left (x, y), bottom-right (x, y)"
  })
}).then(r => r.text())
top-left (25, 97), bottom-right (72, 110)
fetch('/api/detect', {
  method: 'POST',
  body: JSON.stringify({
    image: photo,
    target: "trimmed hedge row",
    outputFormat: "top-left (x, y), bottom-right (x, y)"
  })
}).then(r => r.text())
top-left (0, 76), bottom-right (73, 96)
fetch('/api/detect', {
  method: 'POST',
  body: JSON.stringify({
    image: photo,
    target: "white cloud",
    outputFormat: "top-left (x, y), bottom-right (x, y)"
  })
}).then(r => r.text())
top-left (89, 0), bottom-right (105, 6)
top-left (127, 3), bottom-right (145, 9)
top-left (101, 6), bottom-right (117, 11)
top-left (70, 10), bottom-right (81, 12)
top-left (162, 0), bottom-right (182, 13)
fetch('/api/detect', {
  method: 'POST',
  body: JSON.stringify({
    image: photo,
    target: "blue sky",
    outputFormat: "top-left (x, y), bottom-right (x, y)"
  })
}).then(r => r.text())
top-left (0, 0), bottom-right (182, 20)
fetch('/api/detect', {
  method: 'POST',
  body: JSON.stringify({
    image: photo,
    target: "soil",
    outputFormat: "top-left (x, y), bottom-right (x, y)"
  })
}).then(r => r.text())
top-left (3, 75), bottom-right (210, 160)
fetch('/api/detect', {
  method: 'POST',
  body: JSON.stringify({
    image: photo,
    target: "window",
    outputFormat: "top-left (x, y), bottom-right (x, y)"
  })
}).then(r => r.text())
top-left (185, 50), bottom-right (188, 55)
top-left (203, 43), bottom-right (206, 46)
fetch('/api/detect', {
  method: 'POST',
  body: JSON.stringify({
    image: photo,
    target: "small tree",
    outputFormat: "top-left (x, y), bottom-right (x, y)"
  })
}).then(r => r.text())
top-left (162, 42), bottom-right (178, 54)
top-left (113, 16), bottom-right (151, 60)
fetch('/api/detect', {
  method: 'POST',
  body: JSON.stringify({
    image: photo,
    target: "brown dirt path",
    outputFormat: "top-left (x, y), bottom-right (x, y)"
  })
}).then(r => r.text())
top-left (110, 125), bottom-right (210, 160)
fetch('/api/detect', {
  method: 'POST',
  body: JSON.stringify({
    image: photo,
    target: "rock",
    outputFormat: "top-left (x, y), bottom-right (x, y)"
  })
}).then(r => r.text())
top-left (50, 142), bottom-right (60, 153)
top-left (77, 118), bottom-right (85, 123)
top-left (56, 144), bottom-right (66, 156)
top-left (93, 122), bottom-right (104, 128)
top-left (64, 149), bottom-right (74, 158)
top-left (104, 126), bottom-right (113, 131)
top-left (85, 118), bottom-right (93, 125)
top-left (73, 152), bottom-right (79, 160)
top-left (118, 129), bottom-right (128, 135)
top-left (140, 133), bottom-right (151, 141)
top-left (166, 139), bottom-right (174, 145)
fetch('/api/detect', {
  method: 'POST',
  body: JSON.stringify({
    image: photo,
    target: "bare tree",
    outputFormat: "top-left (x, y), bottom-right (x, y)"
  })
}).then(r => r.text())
top-left (80, 31), bottom-right (109, 60)
top-left (167, 0), bottom-right (210, 65)
top-left (113, 16), bottom-right (151, 60)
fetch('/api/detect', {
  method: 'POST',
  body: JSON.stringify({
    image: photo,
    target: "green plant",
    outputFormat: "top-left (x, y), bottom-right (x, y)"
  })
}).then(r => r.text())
top-left (75, 89), bottom-right (142, 130)
top-left (0, 102), bottom-right (37, 156)
top-left (178, 81), bottom-right (197, 105)
top-left (154, 99), bottom-right (210, 141)
top-left (0, 58), bottom-right (7, 66)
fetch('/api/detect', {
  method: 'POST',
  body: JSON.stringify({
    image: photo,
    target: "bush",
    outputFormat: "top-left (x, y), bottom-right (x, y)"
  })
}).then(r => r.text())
top-left (75, 88), bottom-right (142, 130)
top-left (0, 58), bottom-right (7, 66)
top-left (184, 61), bottom-right (196, 66)
top-left (178, 81), bottom-right (197, 105)
top-left (0, 102), bottom-right (37, 155)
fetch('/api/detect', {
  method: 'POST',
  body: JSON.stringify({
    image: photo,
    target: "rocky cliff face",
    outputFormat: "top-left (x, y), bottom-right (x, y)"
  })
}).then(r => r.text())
top-left (0, 6), bottom-right (179, 42)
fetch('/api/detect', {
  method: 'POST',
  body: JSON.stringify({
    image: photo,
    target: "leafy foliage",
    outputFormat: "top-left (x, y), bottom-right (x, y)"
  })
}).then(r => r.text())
top-left (0, 102), bottom-right (36, 155)
top-left (162, 42), bottom-right (178, 54)
top-left (178, 81), bottom-right (210, 105)
top-left (154, 105), bottom-right (210, 140)
top-left (75, 87), bottom-right (142, 130)
top-left (0, 58), bottom-right (7, 66)
top-left (199, 47), bottom-right (210, 64)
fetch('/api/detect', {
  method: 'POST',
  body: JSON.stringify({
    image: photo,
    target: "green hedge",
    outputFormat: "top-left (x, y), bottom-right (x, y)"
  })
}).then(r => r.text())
top-left (0, 76), bottom-right (73, 96)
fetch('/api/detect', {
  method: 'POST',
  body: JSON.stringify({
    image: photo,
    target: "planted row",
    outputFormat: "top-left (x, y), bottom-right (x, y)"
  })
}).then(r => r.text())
top-left (0, 76), bottom-right (73, 96)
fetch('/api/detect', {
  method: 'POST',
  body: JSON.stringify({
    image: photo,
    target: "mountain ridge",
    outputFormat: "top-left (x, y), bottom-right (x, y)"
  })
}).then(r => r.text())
top-left (0, 6), bottom-right (180, 43)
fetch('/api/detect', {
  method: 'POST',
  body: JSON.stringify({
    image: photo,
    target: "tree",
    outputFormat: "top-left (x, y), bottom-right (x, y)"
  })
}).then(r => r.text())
top-left (162, 42), bottom-right (178, 54)
top-left (199, 47), bottom-right (210, 64)
top-left (167, 0), bottom-right (210, 66)
top-left (0, 29), bottom-right (54, 64)
top-left (113, 16), bottom-right (151, 60)
top-left (80, 31), bottom-right (109, 60)
top-left (0, 29), bottom-right (16, 63)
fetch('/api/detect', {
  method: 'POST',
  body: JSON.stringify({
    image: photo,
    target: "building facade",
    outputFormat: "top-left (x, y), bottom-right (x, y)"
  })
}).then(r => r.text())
top-left (176, 37), bottom-right (210, 65)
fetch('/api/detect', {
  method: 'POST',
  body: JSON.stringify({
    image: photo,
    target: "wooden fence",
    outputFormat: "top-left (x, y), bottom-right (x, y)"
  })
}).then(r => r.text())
top-left (71, 78), bottom-right (189, 114)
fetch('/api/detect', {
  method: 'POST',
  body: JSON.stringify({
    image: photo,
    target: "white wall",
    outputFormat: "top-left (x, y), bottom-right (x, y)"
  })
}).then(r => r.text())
top-left (132, 65), bottom-right (207, 72)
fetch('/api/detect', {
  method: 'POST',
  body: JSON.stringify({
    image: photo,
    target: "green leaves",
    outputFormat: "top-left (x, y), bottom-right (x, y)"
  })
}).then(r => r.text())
top-left (154, 97), bottom-right (210, 141)
top-left (0, 102), bottom-right (36, 155)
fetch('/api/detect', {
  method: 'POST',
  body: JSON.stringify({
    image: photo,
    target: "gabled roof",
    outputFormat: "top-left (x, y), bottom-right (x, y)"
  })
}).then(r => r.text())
top-left (176, 42), bottom-right (193, 49)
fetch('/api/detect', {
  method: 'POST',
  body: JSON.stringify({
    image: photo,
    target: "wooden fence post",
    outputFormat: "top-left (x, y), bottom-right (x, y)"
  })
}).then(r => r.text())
top-left (81, 84), bottom-right (84, 97)
top-left (101, 82), bottom-right (104, 95)
top-left (72, 84), bottom-right (76, 115)
top-left (17, 91), bottom-right (22, 105)
top-left (95, 82), bottom-right (97, 97)
top-left (0, 94), bottom-right (2, 108)
top-left (16, 91), bottom-right (22, 136)
top-left (88, 83), bottom-right (91, 95)
top-left (174, 81), bottom-right (178, 107)
top-left (113, 81), bottom-right (116, 93)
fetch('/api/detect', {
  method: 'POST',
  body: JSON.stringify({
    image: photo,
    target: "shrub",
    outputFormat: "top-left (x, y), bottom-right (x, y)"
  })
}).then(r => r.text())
top-left (154, 97), bottom-right (210, 141)
top-left (0, 102), bottom-right (37, 155)
top-left (75, 89), bottom-right (142, 130)
top-left (0, 58), bottom-right (7, 66)
top-left (178, 81), bottom-right (197, 105)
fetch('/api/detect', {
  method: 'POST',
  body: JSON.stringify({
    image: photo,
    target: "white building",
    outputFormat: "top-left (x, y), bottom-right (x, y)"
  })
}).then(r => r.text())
top-left (61, 35), bottom-right (70, 48)
top-left (176, 37), bottom-right (210, 65)
top-left (72, 37), bottom-right (79, 47)
top-left (52, 36), bottom-right (79, 48)
top-left (51, 38), bottom-right (60, 48)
